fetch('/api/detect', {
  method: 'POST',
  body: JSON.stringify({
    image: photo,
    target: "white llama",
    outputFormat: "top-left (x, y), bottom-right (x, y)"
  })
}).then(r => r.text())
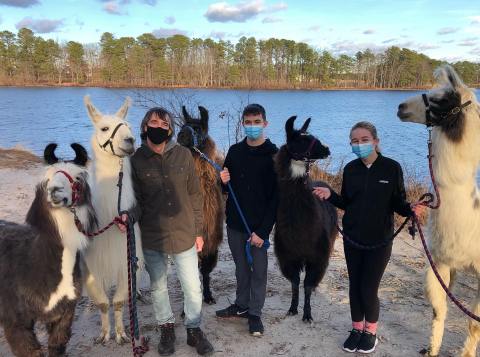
top-left (397, 65), bottom-right (480, 357)
top-left (83, 95), bottom-right (144, 344)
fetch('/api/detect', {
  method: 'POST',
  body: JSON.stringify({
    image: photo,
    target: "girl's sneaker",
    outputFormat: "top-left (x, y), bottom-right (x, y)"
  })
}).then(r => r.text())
top-left (342, 329), bottom-right (363, 353)
top-left (356, 331), bottom-right (378, 354)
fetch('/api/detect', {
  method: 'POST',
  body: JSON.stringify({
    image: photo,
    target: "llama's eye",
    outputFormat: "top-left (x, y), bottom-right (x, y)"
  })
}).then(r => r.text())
top-left (101, 127), bottom-right (109, 132)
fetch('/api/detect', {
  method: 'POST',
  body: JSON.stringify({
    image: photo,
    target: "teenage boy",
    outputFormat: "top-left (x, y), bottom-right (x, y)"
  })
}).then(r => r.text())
top-left (215, 104), bottom-right (278, 337)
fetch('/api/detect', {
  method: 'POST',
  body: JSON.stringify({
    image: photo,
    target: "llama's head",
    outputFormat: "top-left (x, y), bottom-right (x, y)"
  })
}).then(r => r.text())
top-left (84, 95), bottom-right (135, 157)
top-left (43, 143), bottom-right (91, 209)
top-left (177, 106), bottom-right (209, 150)
top-left (397, 65), bottom-right (477, 142)
top-left (284, 116), bottom-right (330, 178)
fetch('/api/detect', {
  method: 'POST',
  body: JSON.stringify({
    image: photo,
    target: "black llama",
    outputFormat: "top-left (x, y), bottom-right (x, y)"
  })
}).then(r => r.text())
top-left (274, 116), bottom-right (338, 322)
top-left (0, 143), bottom-right (97, 357)
top-left (177, 106), bottom-right (224, 304)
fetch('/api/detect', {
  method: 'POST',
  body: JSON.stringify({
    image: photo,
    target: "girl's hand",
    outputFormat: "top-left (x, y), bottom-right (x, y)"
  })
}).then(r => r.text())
top-left (313, 187), bottom-right (331, 200)
top-left (220, 167), bottom-right (230, 184)
top-left (249, 233), bottom-right (264, 248)
top-left (411, 203), bottom-right (427, 216)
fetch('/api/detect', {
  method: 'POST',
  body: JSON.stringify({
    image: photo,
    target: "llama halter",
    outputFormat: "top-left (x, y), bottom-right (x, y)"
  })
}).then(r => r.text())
top-left (55, 170), bottom-right (82, 207)
top-left (99, 122), bottom-right (125, 156)
top-left (287, 136), bottom-right (318, 183)
top-left (182, 124), bottom-right (207, 148)
top-left (422, 93), bottom-right (472, 128)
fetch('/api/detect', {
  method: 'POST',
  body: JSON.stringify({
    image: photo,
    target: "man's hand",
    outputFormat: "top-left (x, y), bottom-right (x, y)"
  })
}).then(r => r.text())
top-left (249, 233), bottom-right (264, 248)
top-left (116, 213), bottom-right (128, 233)
top-left (312, 187), bottom-right (331, 200)
top-left (195, 236), bottom-right (204, 252)
top-left (220, 167), bottom-right (230, 184)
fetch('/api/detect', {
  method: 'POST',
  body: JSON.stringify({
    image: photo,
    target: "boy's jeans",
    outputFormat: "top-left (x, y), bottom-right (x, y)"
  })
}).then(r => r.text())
top-left (144, 245), bottom-right (202, 328)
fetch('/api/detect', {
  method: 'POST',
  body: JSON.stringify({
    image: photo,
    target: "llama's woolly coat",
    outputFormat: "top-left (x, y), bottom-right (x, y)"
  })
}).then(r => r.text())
top-left (191, 138), bottom-right (224, 256)
top-left (274, 146), bottom-right (337, 280)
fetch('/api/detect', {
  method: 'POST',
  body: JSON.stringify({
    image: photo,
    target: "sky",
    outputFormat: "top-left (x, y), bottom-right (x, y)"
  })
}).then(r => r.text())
top-left (0, 0), bottom-right (479, 62)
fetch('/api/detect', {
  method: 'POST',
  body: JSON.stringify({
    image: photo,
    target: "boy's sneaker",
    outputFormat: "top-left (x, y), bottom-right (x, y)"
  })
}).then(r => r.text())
top-left (356, 331), bottom-right (378, 354)
top-left (215, 304), bottom-right (248, 319)
top-left (342, 329), bottom-right (363, 353)
top-left (248, 315), bottom-right (264, 337)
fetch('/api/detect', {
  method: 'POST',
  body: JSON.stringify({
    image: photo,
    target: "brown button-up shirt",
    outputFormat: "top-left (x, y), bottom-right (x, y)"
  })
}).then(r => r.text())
top-left (130, 141), bottom-right (203, 254)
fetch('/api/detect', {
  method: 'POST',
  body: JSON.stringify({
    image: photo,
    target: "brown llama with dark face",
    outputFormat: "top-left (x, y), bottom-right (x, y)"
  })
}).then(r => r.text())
top-left (177, 106), bottom-right (224, 304)
top-left (274, 116), bottom-right (338, 323)
top-left (0, 143), bottom-right (97, 357)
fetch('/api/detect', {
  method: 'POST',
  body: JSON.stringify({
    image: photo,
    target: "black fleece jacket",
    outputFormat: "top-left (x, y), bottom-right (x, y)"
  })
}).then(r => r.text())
top-left (223, 138), bottom-right (278, 240)
top-left (328, 154), bottom-right (412, 245)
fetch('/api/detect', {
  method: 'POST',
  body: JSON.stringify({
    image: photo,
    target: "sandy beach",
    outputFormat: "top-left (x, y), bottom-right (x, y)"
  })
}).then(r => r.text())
top-left (0, 151), bottom-right (477, 357)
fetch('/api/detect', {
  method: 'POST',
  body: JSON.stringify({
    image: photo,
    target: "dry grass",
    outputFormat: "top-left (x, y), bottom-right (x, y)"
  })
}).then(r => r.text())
top-left (310, 159), bottom-right (429, 225)
top-left (0, 145), bottom-right (42, 169)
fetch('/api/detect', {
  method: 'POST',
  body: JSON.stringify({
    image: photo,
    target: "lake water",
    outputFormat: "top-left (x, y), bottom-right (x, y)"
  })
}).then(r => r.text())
top-left (0, 87), bottom-right (446, 178)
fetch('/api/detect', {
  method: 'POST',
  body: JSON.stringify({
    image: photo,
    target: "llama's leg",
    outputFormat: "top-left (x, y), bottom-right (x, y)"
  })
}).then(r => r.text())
top-left (280, 260), bottom-right (301, 316)
top-left (460, 278), bottom-right (480, 357)
top-left (422, 264), bottom-right (452, 357)
top-left (112, 271), bottom-right (129, 345)
top-left (303, 262), bottom-right (324, 323)
top-left (85, 273), bottom-right (111, 344)
top-left (46, 303), bottom-right (75, 357)
top-left (200, 249), bottom-right (219, 304)
top-left (3, 321), bottom-right (44, 357)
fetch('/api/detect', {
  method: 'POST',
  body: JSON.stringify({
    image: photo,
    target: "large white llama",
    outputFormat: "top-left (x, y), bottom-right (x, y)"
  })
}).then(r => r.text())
top-left (83, 96), bottom-right (144, 344)
top-left (397, 65), bottom-right (480, 357)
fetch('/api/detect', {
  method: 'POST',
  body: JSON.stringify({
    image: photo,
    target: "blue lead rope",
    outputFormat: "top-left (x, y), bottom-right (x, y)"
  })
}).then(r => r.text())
top-left (193, 147), bottom-right (270, 265)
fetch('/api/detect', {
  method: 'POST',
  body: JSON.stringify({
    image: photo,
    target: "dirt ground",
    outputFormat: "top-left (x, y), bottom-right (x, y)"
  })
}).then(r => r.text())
top-left (0, 149), bottom-right (477, 357)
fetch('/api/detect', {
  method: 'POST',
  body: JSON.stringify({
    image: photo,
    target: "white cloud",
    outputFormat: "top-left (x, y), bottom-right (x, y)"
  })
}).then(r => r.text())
top-left (0, 0), bottom-right (39, 7)
top-left (441, 39), bottom-right (454, 44)
top-left (458, 39), bottom-right (477, 47)
top-left (262, 16), bottom-right (282, 23)
top-left (164, 16), bottom-right (176, 25)
top-left (417, 43), bottom-right (440, 51)
top-left (204, 0), bottom-right (287, 23)
top-left (363, 29), bottom-right (375, 35)
top-left (209, 31), bottom-right (227, 39)
top-left (382, 38), bottom-right (396, 44)
top-left (468, 15), bottom-right (480, 25)
top-left (308, 25), bottom-right (321, 32)
top-left (437, 27), bottom-right (459, 35)
top-left (15, 17), bottom-right (64, 33)
top-left (152, 27), bottom-right (188, 38)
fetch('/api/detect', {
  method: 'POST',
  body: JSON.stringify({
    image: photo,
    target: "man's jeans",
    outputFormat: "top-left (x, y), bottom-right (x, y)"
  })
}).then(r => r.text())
top-left (144, 245), bottom-right (202, 328)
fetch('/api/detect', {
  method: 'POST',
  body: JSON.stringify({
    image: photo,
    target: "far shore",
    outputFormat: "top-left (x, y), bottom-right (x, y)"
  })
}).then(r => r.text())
top-left (0, 83), bottom-right (451, 91)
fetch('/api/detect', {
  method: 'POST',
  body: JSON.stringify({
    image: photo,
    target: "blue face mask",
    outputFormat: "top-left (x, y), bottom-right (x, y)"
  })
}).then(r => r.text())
top-left (351, 142), bottom-right (374, 158)
top-left (244, 125), bottom-right (264, 140)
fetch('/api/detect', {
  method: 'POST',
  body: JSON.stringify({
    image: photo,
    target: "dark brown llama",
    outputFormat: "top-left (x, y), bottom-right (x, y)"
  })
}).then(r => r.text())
top-left (177, 105), bottom-right (224, 304)
top-left (274, 116), bottom-right (338, 322)
top-left (0, 143), bottom-right (97, 357)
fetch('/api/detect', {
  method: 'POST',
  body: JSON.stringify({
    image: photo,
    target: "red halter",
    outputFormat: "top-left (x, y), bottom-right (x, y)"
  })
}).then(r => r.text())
top-left (55, 170), bottom-right (82, 207)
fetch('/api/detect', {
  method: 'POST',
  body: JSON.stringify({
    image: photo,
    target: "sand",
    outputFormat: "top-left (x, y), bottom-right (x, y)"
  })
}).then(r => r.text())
top-left (0, 154), bottom-right (477, 357)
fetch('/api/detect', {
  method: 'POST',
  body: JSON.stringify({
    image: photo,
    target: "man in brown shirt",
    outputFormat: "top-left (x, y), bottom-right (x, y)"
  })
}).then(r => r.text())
top-left (129, 107), bottom-right (213, 356)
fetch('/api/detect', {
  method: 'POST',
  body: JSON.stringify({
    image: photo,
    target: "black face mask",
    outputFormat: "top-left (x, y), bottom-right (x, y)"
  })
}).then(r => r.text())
top-left (146, 126), bottom-right (169, 145)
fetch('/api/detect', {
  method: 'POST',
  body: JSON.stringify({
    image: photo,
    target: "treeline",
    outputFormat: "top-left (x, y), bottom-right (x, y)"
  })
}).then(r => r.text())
top-left (1, 28), bottom-right (479, 89)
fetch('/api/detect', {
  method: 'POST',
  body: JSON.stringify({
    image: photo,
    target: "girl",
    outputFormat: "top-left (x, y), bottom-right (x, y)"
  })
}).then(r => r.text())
top-left (313, 121), bottom-right (424, 354)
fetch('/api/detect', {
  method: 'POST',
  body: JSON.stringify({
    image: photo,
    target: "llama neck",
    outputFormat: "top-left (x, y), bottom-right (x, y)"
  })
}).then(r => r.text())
top-left (91, 138), bottom-right (135, 221)
top-left (43, 207), bottom-right (88, 312)
top-left (432, 105), bottom-right (480, 190)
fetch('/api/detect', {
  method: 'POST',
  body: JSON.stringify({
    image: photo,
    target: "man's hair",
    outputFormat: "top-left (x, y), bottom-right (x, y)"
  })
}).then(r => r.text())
top-left (242, 103), bottom-right (266, 120)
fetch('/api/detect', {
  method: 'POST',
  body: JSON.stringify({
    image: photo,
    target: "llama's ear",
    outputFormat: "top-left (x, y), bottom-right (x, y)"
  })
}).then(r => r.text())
top-left (300, 118), bottom-right (311, 133)
top-left (198, 106), bottom-right (209, 130)
top-left (115, 96), bottom-right (131, 120)
top-left (435, 65), bottom-right (465, 89)
top-left (182, 106), bottom-right (192, 122)
top-left (44, 143), bottom-right (59, 165)
top-left (71, 143), bottom-right (89, 167)
top-left (285, 116), bottom-right (297, 140)
top-left (84, 95), bottom-right (103, 123)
